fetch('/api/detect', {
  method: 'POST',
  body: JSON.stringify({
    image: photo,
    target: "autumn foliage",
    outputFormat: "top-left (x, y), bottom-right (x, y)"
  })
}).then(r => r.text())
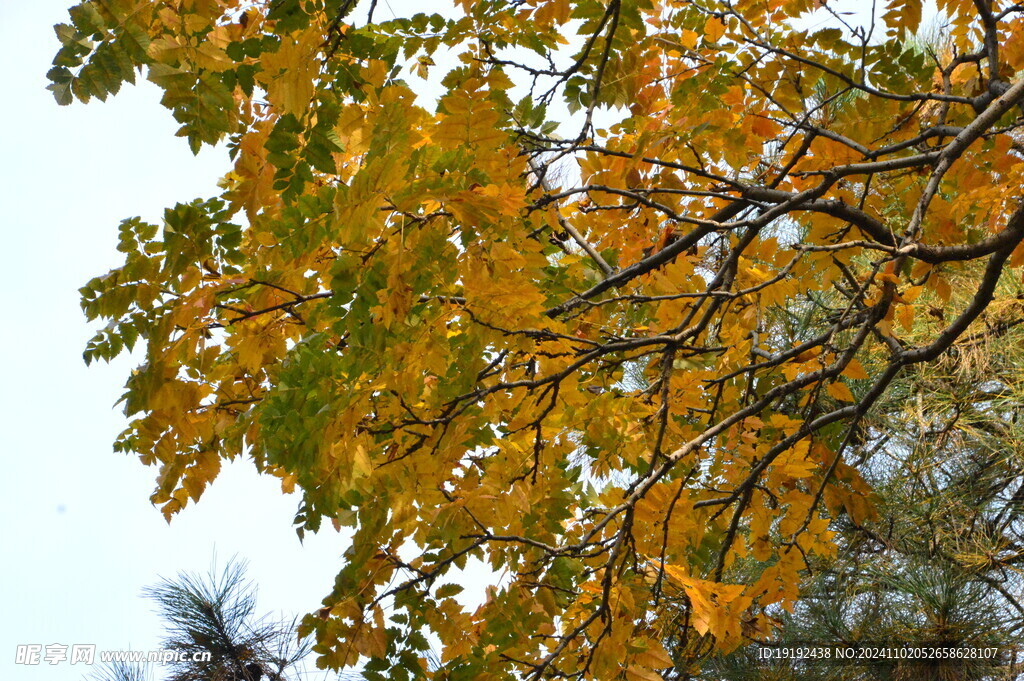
top-left (52, 0), bottom-right (1024, 678)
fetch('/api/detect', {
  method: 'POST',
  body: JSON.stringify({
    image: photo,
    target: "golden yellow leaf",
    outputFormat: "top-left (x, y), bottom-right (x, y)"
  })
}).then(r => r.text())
top-left (827, 381), bottom-right (855, 402)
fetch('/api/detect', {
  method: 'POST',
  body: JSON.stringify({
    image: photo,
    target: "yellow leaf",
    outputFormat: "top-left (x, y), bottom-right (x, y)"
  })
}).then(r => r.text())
top-left (902, 285), bottom-right (924, 303)
top-left (254, 231), bottom-right (277, 247)
top-left (257, 28), bottom-right (320, 116)
top-left (626, 665), bottom-right (664, 681)
top-left (826, 381), bottom-right (855, 402)
top-left (633, 642), bottom-right (673, 670)
top-left (704, 17), bottom-right (727, 43)
top-left (842, 359), bottom-right (869, 380)
top-left (898, 303), bottom-right (915, 332)
top-left (193, 42), bottom-right (234, 72)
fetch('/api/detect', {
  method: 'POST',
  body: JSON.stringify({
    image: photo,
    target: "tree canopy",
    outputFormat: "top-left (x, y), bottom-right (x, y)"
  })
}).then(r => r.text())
top-left (52, 0), bottom-right (1024, 678)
